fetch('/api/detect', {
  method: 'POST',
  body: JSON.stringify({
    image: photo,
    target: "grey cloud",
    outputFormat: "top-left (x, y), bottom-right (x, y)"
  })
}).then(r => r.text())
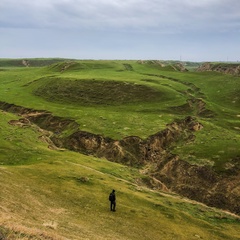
top-left (0, 0), bottom-right (240, 33)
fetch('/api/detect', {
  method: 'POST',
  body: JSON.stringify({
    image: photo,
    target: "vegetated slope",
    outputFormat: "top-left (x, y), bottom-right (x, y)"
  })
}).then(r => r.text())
top-left (1, 101), bottom-right (239, 216)
top-left (0, 60), bottom-right (240, 238)
top-left (0, 58), bottom-right (76, 68)
top-left (0, 111), bottom-right (239, 240)
top-left (33, 78), bottom-right (167, 106)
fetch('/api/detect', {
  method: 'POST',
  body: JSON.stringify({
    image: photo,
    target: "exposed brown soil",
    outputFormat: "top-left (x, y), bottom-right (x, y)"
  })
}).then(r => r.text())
top-left (197, 62), bottom-right (240, 76)
top-left (0, 101), bottom-right (239, 215)
top-left (170, 98), bottom-right (215, 118)
top-left (140, 72), bottom-right (215, 118)
top-left (22, 59), bottom-right (30, 67)
top-left (137, 60), bottom-right (188, 72)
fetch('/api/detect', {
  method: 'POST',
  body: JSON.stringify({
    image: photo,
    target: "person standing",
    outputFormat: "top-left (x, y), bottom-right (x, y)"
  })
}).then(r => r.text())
top-left (109, 189), bottom-right (116, 211)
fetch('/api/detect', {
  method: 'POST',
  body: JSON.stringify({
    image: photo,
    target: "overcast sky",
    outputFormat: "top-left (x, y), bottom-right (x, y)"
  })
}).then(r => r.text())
top-left (0, 0), bottom-right (239, 61)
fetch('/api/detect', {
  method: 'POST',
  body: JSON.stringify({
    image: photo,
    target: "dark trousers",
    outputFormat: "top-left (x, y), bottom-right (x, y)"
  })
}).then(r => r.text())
top-left (110, 201), bottom-right (116, 211)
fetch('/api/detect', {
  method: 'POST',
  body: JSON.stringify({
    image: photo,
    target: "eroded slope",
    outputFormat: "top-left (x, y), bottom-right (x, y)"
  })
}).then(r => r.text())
top-left (1, 101), bottom-right (239, 215)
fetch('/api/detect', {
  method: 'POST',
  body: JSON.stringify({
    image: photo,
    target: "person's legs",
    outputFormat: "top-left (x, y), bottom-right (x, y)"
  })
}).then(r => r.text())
top-left (110, 201), bottom-right (116, 211)
top-left (113, 201), bottom-right (116, 211)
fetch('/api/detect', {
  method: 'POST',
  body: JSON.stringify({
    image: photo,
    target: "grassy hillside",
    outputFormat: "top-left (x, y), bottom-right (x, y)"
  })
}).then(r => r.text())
top-left (0, 111), bottom-right (239, 239)
top-left (0, 60), bottom-right (239, 169)
top-left (0, 58), bottom-right (75, 68)
top-left (0, 60), bottom-right (240, 239)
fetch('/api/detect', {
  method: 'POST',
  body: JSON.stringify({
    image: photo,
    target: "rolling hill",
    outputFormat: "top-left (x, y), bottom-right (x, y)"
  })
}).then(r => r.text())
top-left (0, 59), bottom-right (239, 239)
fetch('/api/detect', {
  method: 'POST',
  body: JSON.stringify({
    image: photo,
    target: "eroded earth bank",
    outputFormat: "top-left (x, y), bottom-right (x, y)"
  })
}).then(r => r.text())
top-left (1, 101), bottom-right (239, 215)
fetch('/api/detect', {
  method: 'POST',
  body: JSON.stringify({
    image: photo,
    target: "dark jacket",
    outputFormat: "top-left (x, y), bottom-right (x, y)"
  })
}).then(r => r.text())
top-left (109, 192), bottom-right (116, 202)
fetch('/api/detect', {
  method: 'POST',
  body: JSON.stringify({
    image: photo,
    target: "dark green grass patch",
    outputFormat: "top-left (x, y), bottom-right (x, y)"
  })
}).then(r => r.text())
top-left (33, 78), bottom-right (168, 106)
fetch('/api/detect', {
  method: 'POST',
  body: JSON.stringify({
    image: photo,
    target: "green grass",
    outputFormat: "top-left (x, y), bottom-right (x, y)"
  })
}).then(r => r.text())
top-left (0, 60), bottom-right (238, 167)
top-left (0, 111), bottom-right (53, 165)
top-left (0, 111), bottom-right (239, 239)
top-left (172, 119), bottom-right (240, 169)
top-left (32, 77), bottom-right (171, 106)
top-left (0, 62), bottom-right (239, 147)
top-left (0, 60), bottom-right (240, 239)
top-left (0, 58), bottom-right (75, 68)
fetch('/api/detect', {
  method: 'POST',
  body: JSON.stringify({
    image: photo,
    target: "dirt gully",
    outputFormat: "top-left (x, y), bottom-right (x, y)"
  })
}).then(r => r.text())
top-left (0, 101), bottom-right (239, 215)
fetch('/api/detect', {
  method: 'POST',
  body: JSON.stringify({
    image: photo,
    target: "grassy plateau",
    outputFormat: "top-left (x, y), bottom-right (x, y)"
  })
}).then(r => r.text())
top-left (0, 59), bottom-right (239, 239)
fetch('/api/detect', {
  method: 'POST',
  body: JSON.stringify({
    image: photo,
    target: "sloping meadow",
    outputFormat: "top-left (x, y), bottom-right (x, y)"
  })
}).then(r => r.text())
top-left (0, 60), bottom-right (240, 239)
top-left (0, 111), bottom-right (239, 240)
